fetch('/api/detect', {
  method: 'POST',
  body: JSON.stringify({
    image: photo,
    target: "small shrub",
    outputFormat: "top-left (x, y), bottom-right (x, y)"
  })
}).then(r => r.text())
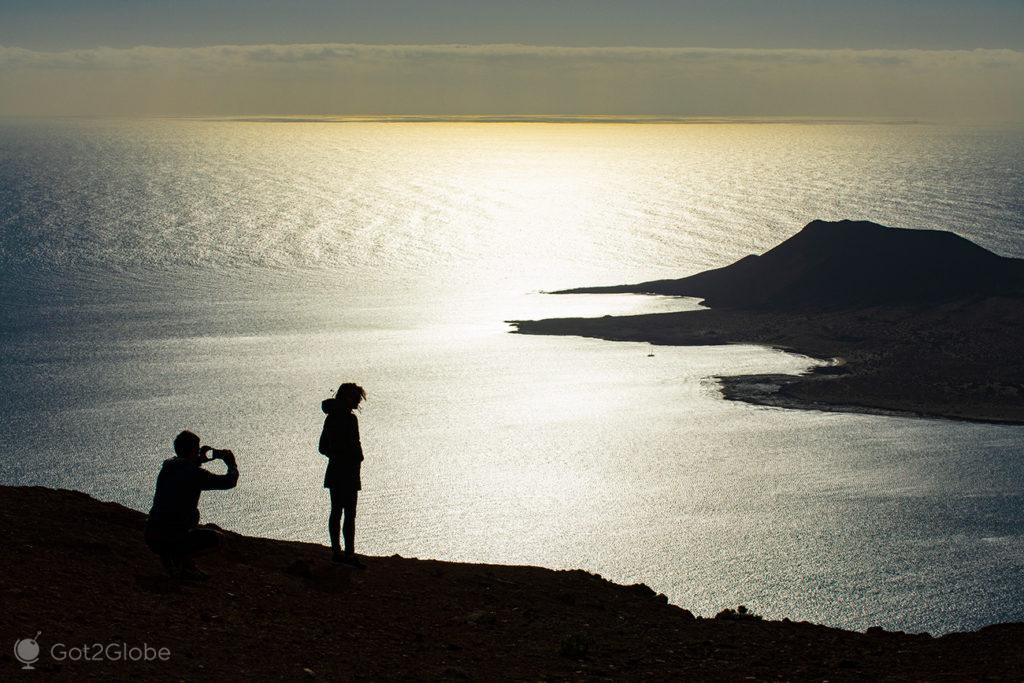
top-left (714, 605), bottom-right (763, 621)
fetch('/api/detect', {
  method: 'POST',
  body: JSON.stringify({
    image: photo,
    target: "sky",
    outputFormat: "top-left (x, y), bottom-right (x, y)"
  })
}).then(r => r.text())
top-left (1, 0), bottom-right (1022, 120)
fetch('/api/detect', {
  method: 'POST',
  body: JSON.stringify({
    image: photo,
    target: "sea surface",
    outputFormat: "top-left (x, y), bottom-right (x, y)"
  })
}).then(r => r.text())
top-left (1, 119), bottom-right (1023, 634)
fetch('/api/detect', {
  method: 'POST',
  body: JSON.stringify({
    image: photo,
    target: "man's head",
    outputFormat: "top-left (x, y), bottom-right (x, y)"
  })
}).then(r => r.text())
top-left (173, 430), bottom-right (202, 460)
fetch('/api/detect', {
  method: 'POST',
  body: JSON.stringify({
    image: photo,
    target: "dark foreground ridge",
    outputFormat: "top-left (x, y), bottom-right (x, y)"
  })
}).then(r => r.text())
top-left (514, 220), bottom-right (1024, 423)
top-left (2, 486), bottom-right (1023, 680)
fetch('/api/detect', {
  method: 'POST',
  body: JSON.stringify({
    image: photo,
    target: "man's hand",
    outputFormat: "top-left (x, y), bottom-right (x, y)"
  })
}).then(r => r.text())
top-left (217, 449), bottom-right (237, 467)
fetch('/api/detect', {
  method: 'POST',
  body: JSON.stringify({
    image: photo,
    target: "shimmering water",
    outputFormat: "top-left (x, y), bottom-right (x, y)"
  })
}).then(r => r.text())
top-left (2, 119), bottom-right (1023, 633)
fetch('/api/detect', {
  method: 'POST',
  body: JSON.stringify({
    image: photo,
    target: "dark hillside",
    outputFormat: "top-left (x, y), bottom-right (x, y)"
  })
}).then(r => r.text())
top-left (2, 486), bottom-right (1023, 680)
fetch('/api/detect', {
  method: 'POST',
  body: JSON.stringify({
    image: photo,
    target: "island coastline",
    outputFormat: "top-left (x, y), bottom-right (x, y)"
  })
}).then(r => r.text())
top-left (512, 300), bottom-right (1024, 425)
top-left (512, 221), bottom-right (1024, 425)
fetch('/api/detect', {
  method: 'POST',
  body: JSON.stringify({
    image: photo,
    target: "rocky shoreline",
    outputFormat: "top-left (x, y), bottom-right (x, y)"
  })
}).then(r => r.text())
top-left (512, 300), bottom-right (1024, 424)
top-left (2, 485), bottom-right (1023, 680)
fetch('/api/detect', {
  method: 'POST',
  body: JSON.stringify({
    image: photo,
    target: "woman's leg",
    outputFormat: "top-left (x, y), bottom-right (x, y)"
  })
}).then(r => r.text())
top-left (328, 487), bottom-right (343, 555)
top-left (342, 491), bottom-right (358, 556)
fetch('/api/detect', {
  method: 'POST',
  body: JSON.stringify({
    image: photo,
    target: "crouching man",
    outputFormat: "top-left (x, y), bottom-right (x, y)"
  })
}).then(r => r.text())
top-left (145, 430), bottom-right (239, 580)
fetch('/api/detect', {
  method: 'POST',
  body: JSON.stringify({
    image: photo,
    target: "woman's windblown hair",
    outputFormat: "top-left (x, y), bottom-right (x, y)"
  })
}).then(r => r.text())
top-left (336, 383), bottom-right (367, 405)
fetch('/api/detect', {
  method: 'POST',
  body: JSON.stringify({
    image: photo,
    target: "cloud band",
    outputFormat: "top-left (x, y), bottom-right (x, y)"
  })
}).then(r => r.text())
top-left (1, 42), bottom-right (1021, 119)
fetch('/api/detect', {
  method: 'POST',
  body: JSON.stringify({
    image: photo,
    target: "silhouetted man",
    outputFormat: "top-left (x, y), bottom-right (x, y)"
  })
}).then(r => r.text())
top-left (145, 430), bottom-right (239, 580)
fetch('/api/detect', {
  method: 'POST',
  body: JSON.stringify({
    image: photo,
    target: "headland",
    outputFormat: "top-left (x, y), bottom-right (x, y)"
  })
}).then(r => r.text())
top-left (513, 220), bottom-right (1024, 424)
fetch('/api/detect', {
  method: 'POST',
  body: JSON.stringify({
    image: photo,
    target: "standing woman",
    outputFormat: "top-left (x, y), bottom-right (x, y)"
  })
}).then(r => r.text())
top-left (319, 382), bottom-right (367, 568)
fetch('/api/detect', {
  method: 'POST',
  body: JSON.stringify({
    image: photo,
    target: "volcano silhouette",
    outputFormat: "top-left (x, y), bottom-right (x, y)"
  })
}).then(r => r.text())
top-left (561, 220), bottom-right (1024, 310)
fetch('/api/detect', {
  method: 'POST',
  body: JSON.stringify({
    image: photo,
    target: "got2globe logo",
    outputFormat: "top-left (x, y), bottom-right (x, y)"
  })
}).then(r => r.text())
top-left (12, 631), bottom-right (171, 670)
top-left (13, 632), bottom-right (42, 670)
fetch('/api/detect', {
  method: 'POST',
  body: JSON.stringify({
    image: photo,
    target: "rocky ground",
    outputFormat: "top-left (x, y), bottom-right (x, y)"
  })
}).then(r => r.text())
top-left (1, 485), bottom-right (1022, 680)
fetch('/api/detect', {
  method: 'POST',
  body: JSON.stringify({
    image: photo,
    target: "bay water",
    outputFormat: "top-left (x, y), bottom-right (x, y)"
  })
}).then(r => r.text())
top-left (1, 119), bottom-right (1022, 633)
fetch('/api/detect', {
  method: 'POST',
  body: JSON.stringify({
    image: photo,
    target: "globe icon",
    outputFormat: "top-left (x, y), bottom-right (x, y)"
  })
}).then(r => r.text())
top-left (14, 632), bottom-right (41, 670)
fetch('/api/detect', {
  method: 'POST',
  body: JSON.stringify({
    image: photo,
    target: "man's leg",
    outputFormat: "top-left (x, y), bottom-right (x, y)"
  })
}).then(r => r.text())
top-left (187, 527), bottom-right (222, 556)
top-left (173, 527), bottom-right (221, 580)
top-left (145, 522), bottom-right (185, 576)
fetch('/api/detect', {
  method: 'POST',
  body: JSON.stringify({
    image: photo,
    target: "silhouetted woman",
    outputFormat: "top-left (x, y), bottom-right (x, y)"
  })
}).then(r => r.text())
top-left (319, 382), bottom-right (367, 568)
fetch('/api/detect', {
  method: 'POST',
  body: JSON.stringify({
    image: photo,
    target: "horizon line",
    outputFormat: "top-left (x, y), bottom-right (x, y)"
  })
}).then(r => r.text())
top-left (0, 114), bottom-right (945, 125)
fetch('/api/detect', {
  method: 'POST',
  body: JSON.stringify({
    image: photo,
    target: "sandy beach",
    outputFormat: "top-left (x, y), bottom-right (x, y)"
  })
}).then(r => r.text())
top-left (514, 297), bottom-right (1024, 424)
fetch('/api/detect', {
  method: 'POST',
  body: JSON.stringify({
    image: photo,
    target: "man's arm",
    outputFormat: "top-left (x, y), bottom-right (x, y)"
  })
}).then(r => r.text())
top-left (199, 450), bottom-right (239, 490)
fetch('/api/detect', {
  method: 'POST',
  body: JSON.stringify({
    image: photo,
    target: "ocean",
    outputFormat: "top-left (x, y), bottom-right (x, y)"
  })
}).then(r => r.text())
top-left (1, 118), bottom-right (1022, 633)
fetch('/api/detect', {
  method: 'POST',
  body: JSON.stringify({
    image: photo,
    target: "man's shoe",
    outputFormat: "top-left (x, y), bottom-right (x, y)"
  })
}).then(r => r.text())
top-left (331, 551), bottom-right (345, 564)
